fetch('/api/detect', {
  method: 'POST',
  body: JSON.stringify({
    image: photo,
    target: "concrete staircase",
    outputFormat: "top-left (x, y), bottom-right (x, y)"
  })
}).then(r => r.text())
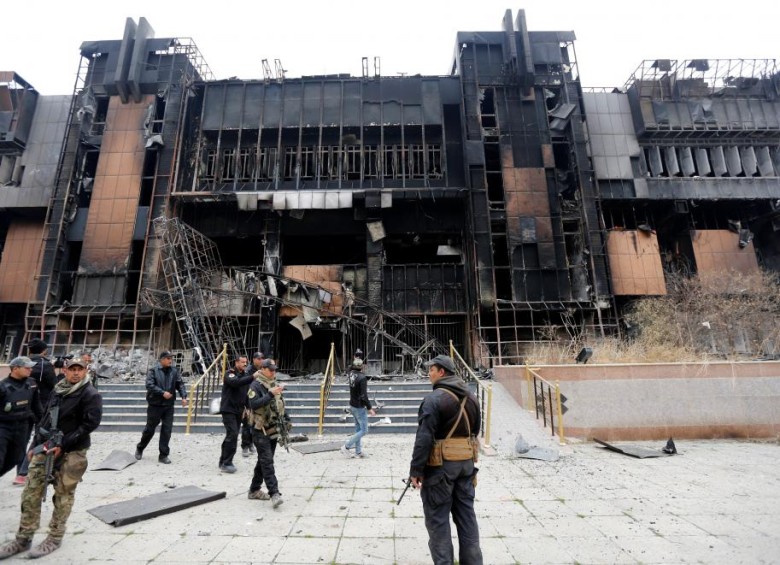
top-left (95, 380), bottom-right (430, 435)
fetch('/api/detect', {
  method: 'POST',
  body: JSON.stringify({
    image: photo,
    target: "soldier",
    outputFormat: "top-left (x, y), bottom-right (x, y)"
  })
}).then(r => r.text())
top-left (242, 353), bottom-right (266, 458)
top-left (246, 359), bottom-right (288, 508)
top-left (0, 357), bottom-right (42, 478)
top-left (0, 357), bottom-right (102, 560)
top-left (217, 355), bottom-right (253, 473)
top-left (134, 351), bottom-right (188, 464)
top-left (13, 339), bottom-right (57, 486)
top-left (409, 354), bottom-right (483, 565)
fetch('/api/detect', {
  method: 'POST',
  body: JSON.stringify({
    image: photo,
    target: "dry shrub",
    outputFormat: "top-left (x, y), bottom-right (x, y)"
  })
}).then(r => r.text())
top-left (523, 269), bottom-right (780, 364)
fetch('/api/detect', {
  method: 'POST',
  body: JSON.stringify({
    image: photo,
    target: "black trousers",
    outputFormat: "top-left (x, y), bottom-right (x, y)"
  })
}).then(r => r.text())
top-left (240, 417), bottom-right (252, 449)
top-left (136, 404), bottom-right (174, 457)
top-left (219, 413), bottom-right (242, 466)
top-left (0, 422), bottom-right (29, 478)
top-left (421, 460), bottom-right (483, 565)
top-left (249, 431), bottom-right (279, 495)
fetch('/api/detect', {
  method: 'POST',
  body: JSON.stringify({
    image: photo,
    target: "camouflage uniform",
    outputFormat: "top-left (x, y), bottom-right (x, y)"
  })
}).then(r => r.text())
top-left (18, 450), bottom-right (88, 541)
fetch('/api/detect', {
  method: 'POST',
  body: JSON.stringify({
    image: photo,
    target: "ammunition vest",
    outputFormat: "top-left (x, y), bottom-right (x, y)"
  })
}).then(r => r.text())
top-left (248, 381), bottom-right (286, 438)
top-left (427, 389), bottom-right (479, 466)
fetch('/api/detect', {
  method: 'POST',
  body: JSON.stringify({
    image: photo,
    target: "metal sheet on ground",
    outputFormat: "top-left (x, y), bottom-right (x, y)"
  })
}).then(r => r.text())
top-left (594, 438), bottom-right (668, 458)
top-left (515, 447), bottom-right (560, 462)
top-left (87, 486), bottom-right (226, 526)
top-left (92, 450), bottom-right (137, 471)
top-left (291, 441), bottom-right (343, 454)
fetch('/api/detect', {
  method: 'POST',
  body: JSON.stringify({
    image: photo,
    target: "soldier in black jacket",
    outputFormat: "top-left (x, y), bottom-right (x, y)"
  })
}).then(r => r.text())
top-left (134, 351), bottom-right (188, 464)
top-left (0, 357), bottom-right (42, 478)
top-left (0, 357), bottom-right (102, 560)
top-left (13, 339), bottom-right (57, 485)
top-left (410, 354), bottom-right (483, 565)
top-left (218, 355), bottom-right (253, 473)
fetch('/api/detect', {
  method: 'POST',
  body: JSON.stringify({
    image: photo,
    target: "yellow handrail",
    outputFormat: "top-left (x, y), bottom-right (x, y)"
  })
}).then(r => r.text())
top-left (524, 362), bottom-right (566, 445)
top-left (185, 343), bottom-right (228, 434)
top-left (317, 342), bottom-right (336, 437)
top-left (449, 340), bottom-right (492, 448)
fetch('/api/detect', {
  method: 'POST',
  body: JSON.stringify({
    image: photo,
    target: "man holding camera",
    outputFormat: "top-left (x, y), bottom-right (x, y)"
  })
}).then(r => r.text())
top-left (134, 351), bottom-right (187, 464)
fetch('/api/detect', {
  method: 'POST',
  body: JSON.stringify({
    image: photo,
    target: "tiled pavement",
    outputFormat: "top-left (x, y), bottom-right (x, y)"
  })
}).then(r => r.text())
top-left (1, 381), bottom-right (778, 564)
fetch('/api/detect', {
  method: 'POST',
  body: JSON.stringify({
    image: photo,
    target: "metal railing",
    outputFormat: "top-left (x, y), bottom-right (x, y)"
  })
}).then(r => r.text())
top-left (185, 343), bottom-right (228, 434)
top-left (317, 342), bottom-right (337, 436)
top-left (524, 363), bottom-right (566, 445)
top-left (449, 340), bottom-right (492, 448)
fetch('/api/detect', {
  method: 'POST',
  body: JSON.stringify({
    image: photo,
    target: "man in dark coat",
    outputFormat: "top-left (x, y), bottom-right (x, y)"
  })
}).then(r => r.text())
top-left (13, 339), bottom-right (57, 486)
top-left (134, 351), bottom-right (188, 464)
top-left (0, 357), bottom-right (102, 559)
top-left (409, 354), bottom-right (483, 565)
top-left (218, 355), bottom-right (253, 473)
top-left (0, 357), bottom-right (42, 478)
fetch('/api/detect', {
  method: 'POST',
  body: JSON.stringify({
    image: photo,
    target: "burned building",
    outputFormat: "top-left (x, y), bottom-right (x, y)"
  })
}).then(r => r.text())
top-left (1, 11), bottom-right (778, 370)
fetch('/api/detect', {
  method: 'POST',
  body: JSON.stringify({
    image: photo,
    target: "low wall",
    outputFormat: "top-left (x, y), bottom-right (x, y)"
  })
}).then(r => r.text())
top-left (494, 361), bottom-right (780, 441)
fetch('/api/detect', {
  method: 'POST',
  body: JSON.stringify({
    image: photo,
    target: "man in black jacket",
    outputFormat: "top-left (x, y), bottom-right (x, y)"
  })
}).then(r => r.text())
top-left (134, 351), bottom-right (188, 464)
top-left (13, 339), bottom-right (57, 486)
top-left (0, 357), bottom-right (42, 478)
top-left (0, 357), bottom-right (102, 560)
top-left (409, 354), bottom-right (483, 565)
top-left (340, 358), bottom-right (375, 458)
top-left (218, 355), bottom-right (253, 473)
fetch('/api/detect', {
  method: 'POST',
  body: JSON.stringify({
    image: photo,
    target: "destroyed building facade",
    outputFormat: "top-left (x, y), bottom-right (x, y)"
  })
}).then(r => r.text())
top-left (1, 11), bottom-right (778, 372)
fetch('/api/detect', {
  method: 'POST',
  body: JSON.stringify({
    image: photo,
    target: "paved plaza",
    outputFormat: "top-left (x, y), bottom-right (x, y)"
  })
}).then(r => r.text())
top-left (1, 382), bottom-right (778, 564)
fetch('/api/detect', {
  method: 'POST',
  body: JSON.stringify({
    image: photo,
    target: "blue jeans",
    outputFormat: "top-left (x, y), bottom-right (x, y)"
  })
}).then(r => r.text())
top-left (344, 406), bottom-right (369, 455)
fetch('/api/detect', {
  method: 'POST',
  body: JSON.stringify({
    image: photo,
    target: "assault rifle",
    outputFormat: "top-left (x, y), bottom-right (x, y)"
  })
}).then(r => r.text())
top-left (32, 404), bottom-right (63, 502)
top-left (396, 477), bottom-right (415, 505)
top-left (269, 388), bottom-right (291, 453)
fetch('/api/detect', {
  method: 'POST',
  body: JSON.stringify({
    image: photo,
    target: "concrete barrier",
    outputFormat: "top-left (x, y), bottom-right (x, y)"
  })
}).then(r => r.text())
top-left (494, 361), bottom-right (780, 440)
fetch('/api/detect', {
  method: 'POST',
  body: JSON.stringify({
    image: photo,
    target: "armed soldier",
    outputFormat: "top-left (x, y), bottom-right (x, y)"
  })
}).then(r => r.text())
top-left (0, 357), bottom-right (102, 560)
top-left (246, 358), bottom-right (288, 508)
top-left (0, 357), bottom-right (42, 478)
top-left (409, 354), bottom-right (483, 565)
top-left (13, 339), bottom-right (57, 487)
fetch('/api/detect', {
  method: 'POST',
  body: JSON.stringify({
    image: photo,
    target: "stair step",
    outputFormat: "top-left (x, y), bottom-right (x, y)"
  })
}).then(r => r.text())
top-left (95, 380), bottom-right (427, 434)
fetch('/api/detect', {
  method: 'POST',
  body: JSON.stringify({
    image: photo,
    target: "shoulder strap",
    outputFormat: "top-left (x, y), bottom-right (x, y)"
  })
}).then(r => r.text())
top-left (439, 388), bottom-right (471, 439)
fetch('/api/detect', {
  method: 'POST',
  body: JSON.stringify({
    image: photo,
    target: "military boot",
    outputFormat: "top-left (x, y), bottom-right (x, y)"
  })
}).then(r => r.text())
top-left (0, 537), bottom-right (31, 560)
top-left (28, 536), bottom-right (61, 559)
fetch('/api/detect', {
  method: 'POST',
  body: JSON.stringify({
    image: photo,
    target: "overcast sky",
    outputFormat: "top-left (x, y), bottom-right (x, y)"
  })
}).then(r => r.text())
top-left (2, 0), bottom-right (777, 95)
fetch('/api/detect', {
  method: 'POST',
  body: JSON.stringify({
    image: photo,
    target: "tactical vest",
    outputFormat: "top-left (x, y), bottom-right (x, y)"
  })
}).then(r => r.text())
top-left (247, 382), bottom-right (286, 438)
top-left (0, 378), bottom-right (36, 422)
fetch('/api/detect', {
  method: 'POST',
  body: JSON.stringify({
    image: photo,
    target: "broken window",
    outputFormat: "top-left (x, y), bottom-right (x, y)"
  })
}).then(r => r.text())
top-left (202, 149), bottom-right (218, 181)
top-left (237, 147), bottom-right (255, 181)
top-left (221, 148), bottom-right (236, 181)
top-left (257, 147), bottom-right (278, 181)
top-left (343, 145), bottom-right (361, 180)
top-left (363, 145), bottom-right (379, 179)
top-left (283, 147), bottom-right (298, 180)
top-left (409, 145), bottom-right (426, 178)
top-left (299, 146), bottom-right (315, 179)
